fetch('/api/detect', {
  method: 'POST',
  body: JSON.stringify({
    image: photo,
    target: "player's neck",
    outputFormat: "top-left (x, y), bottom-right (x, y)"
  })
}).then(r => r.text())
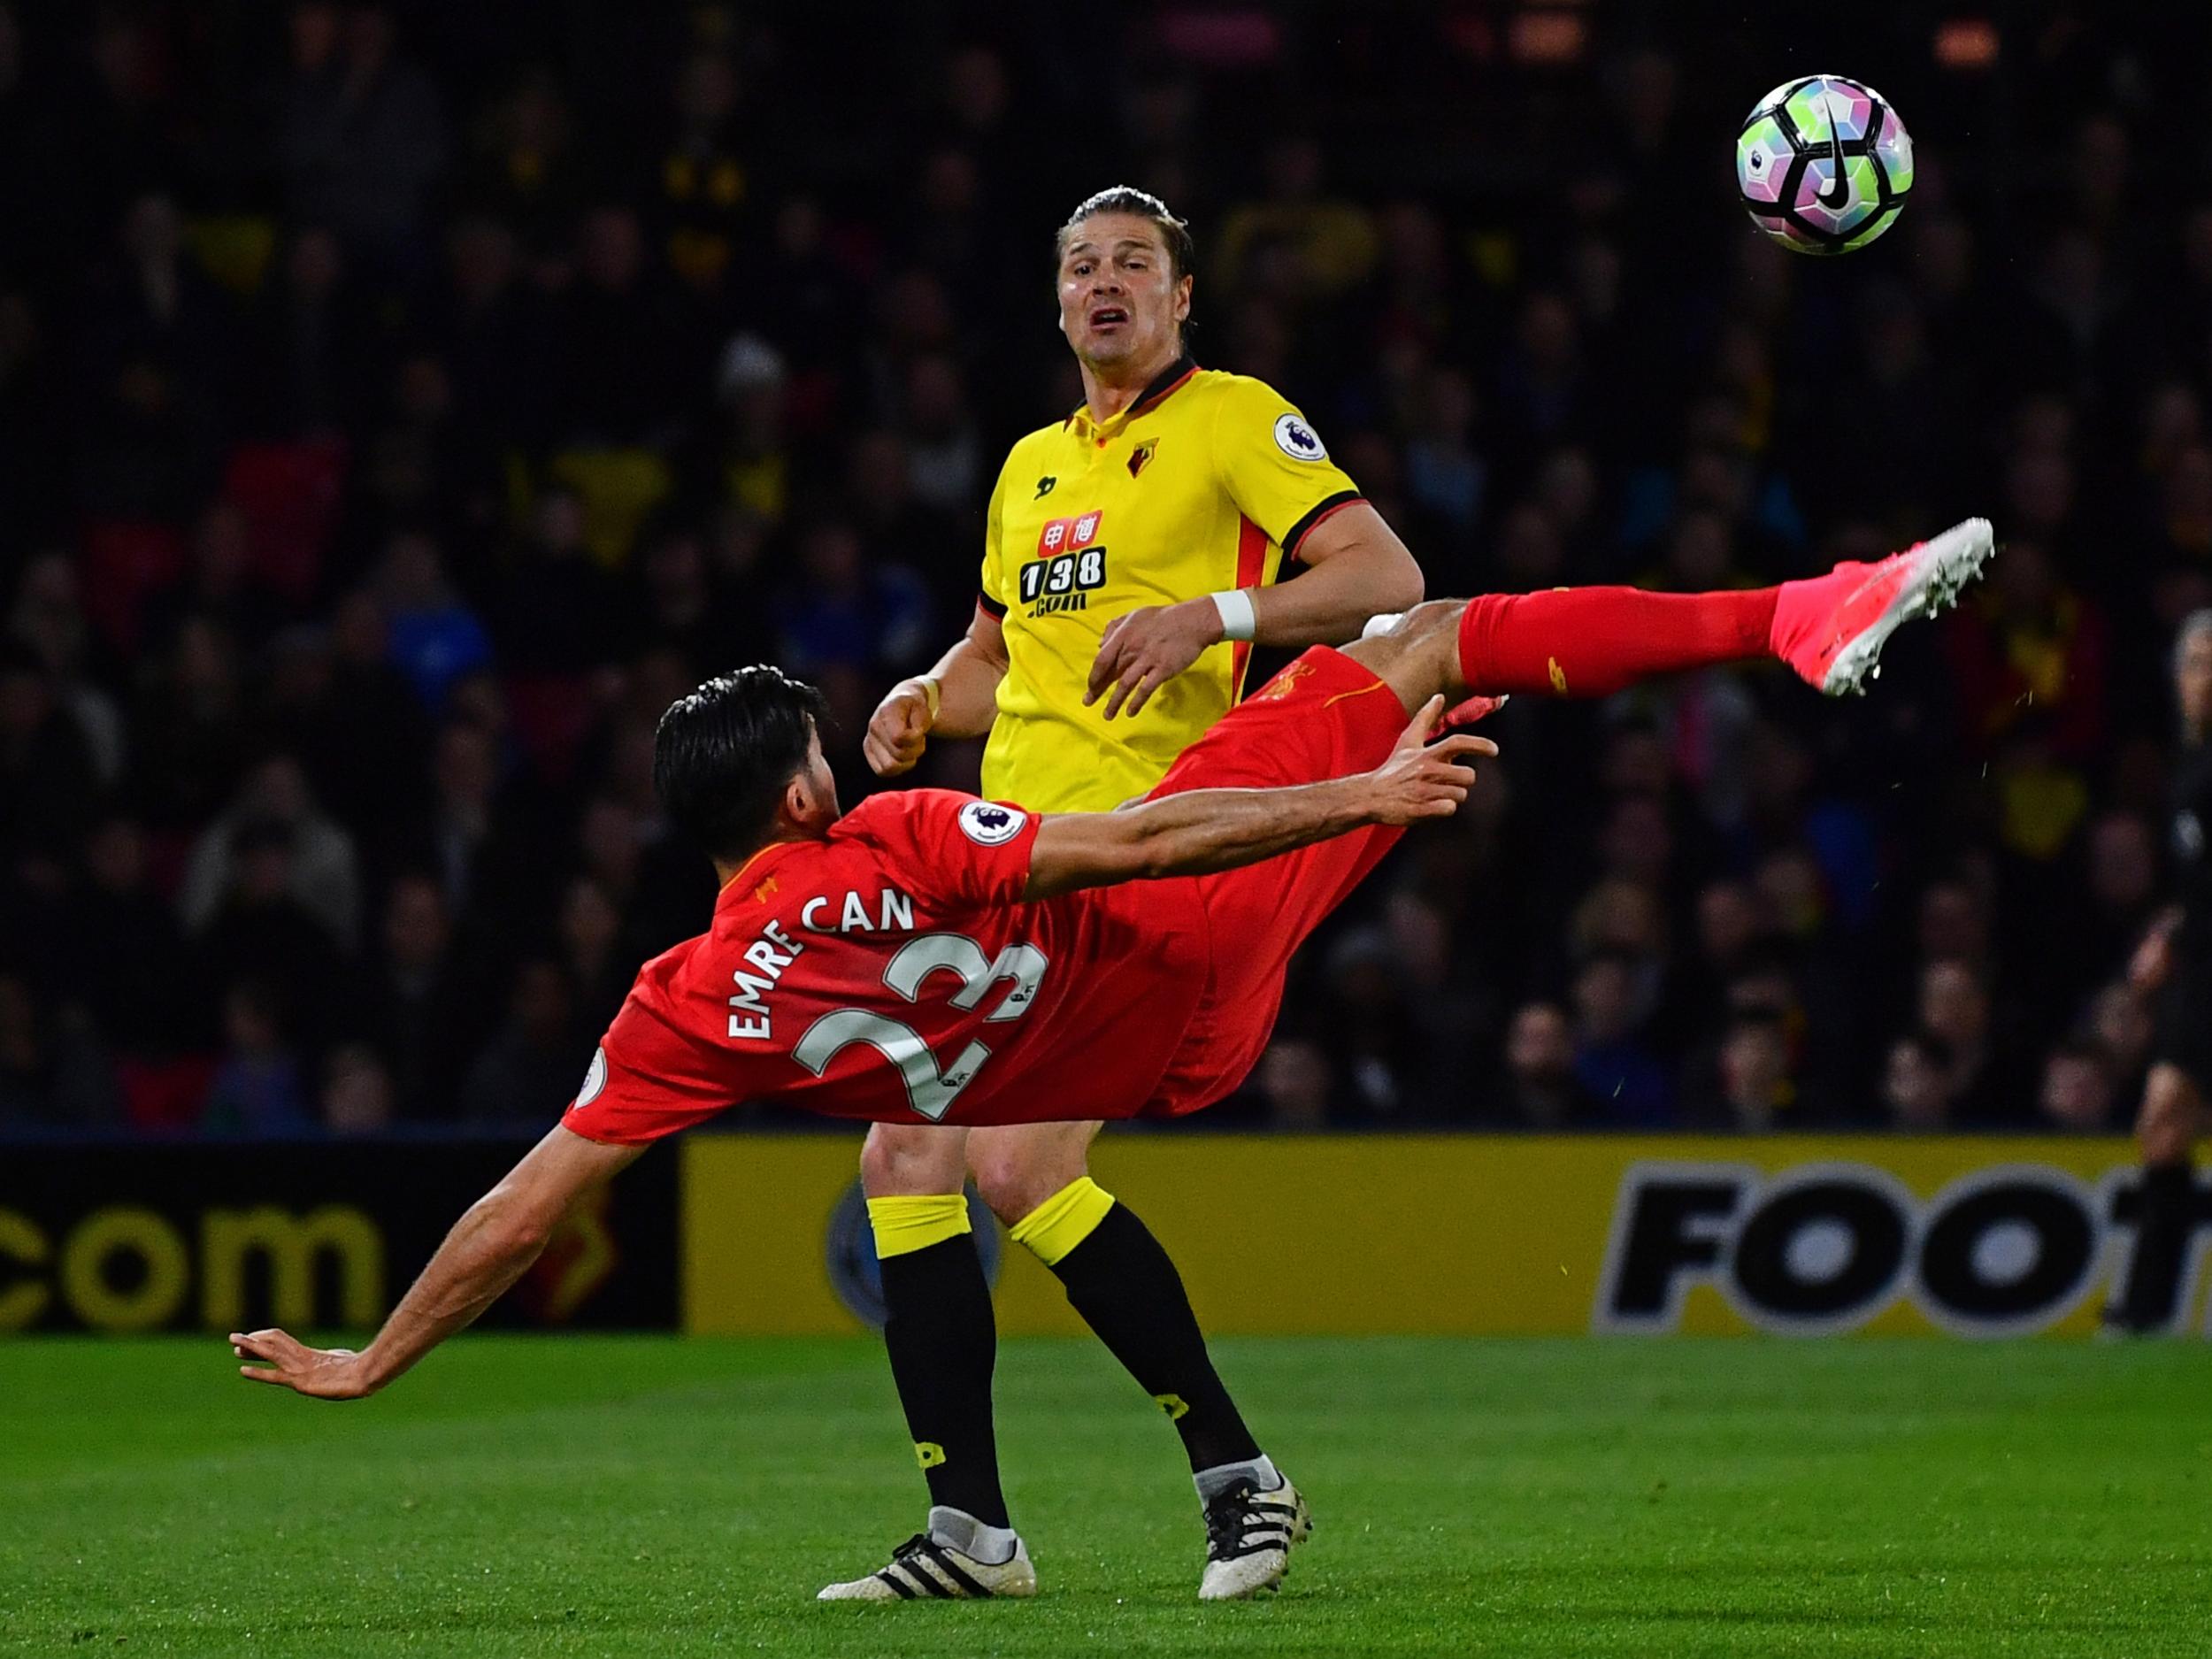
top-left (1080, 345), bottom-right (1182, 425)
top-left (712, 827), bottom-right (816, 890)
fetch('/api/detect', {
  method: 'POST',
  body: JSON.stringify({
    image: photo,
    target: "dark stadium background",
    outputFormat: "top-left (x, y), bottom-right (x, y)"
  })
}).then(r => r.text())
top-left (3, 0), bottom-right (2210, 1142)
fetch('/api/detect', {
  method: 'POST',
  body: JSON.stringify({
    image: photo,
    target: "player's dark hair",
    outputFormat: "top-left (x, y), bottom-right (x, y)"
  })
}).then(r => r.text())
top-left (654, 665), bottom-right (829, 862)
top-left (1056, 186), bottom-right (1196, 284)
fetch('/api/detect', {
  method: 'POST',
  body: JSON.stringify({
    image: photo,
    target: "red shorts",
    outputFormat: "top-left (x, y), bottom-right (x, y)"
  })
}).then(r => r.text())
top-left (1143, 646), bottom-right (1409, 1115)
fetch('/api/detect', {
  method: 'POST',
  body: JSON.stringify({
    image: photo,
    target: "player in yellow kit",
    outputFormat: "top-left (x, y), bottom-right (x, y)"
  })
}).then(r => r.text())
top-left (837, 188), bottom-right (1422, 1603)
top-left (962, 334), bottom-right (1379, 809)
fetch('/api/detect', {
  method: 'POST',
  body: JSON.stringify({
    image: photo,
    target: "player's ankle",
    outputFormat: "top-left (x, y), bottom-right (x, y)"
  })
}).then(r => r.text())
top-left (928, 1505), bottom-right (1021, 1564)
top-left (1194, 1452), bottom-right (1282, 1500)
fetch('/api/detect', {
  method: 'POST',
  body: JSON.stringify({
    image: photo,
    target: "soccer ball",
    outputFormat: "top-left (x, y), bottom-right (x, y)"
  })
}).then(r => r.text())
top-left (1736, 74), bottom-right (1913, 255)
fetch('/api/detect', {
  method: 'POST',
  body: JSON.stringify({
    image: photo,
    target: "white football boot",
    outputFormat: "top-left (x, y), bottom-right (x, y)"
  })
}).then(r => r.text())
top-left (817, 1508), bottom-right (1036, 1601)
top-left (1197, 1472), bottom-right (1312, 1601)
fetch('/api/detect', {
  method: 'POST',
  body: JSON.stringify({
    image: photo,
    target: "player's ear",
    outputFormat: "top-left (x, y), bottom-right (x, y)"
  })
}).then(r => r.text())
top-left (1173, 274), bottom-right (1193, 323)
top-left (781, 769), bottom-right (815, 828)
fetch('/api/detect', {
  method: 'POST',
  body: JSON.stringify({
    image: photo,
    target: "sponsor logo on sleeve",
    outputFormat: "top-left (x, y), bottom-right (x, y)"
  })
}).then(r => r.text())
top-left (1274, 411), bottom-right (1327, 461)
top-left (957, 802), bottom-right (1028, 847)
top-left (575, 1046), bottom-right (609, 1107)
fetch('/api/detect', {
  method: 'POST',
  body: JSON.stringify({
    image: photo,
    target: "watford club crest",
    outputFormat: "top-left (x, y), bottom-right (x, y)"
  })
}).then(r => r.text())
top-left (1127, 439), bottom-right (1158, 480)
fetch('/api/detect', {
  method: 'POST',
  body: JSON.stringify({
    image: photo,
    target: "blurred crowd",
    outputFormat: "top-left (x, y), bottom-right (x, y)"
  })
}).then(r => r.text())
top-left (4, 2), bottom-right (2211, 1137)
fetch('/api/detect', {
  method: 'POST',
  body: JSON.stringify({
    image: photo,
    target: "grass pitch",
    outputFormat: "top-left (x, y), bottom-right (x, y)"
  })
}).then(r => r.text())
top-left (1, 1335), bottom-right (2206, 1657)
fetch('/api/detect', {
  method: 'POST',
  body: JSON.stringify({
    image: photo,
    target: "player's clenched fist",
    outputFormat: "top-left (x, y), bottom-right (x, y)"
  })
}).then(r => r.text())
top-left (864, 679), bottom-right (937, 777)
top-left (1365, 695), bottom-right (1497, 825)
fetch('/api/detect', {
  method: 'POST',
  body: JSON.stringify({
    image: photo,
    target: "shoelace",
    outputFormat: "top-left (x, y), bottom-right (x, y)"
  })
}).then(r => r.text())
top-left (873, 1532), bottom-right (993, 1599)
top-left (1202, 1479), bottom-right (1296, 1563)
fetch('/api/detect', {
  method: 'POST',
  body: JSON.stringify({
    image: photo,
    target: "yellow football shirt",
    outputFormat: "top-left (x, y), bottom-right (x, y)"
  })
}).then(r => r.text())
top-left (977, 358), bottom-right (1363, 813)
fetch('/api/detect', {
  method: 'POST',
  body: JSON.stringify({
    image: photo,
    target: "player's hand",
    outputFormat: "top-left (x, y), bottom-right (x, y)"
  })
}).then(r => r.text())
top-left (2129, 907), bottom-right (2184, 995)
top-left (1365, 695), bottom-right (1498, 825)
top-left (1087, 600), bottom-right (1222, 720)
top-left (231, 1328), bottom-right (378, 1400)
top-left (864, 680), bottom-right (936, 777)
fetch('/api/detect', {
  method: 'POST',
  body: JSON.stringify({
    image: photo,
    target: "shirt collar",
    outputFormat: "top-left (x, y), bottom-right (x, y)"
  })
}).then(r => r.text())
top-left (1068, 353), bottom-right (1199, 442)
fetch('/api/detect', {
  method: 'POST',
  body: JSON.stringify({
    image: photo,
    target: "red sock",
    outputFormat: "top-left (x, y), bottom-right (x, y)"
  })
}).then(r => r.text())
top-left (1455, 587), bottom-right (1780, 698)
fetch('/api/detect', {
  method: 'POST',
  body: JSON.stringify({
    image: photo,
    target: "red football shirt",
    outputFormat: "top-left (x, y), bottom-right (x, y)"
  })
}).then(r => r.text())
top-left (561, 789), bottom-right (1212, 1141)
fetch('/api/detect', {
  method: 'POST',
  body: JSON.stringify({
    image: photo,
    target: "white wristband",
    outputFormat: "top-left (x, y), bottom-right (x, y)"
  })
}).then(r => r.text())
top-left (1210, 588), bottom-right (1257, 643)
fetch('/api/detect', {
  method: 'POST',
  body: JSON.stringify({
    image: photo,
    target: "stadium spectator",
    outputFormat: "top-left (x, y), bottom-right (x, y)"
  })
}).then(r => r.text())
top-left (1915, 959), bottom-right (2009, 1125)
top-left (276, 3), bottom-right (448, 265)
top-left (1571, 951), bottom-right (1672, 1126)
top-left (203, 979), bottom-right (311, 1133)
top-left (351, 872), bottom-right (480, 1122)
top-left (7, 549), bottom-right (125, 784)
top-left (2040, 1041), bottom-right (2118, 1133)
top-left (1882, 1033), bottom-right (1956, 1132)
top-left (53, 815), bottom-right (192, 1059)
top-left (322, 1041), bottom-right (396, 1134)
top-left (192, 814), bottom-right (348, 1045)
top-left (0, 640), bottom-right (99, 865)
top-left (0, 972), bottom-right (116, 1127)
top-left (1494, 1001), bottom-right (1593, 1127)
top-left (1705, 1012), bottom-right (1795, 1133)
top-left (1253, 1038), bottom-right (1335, 1129)
top-left (373, 532), bottom-right (492, 712)
top-left (179, 755), bottom-right (361, 951)
top-left (458, 957), bottom-right (585, 1125)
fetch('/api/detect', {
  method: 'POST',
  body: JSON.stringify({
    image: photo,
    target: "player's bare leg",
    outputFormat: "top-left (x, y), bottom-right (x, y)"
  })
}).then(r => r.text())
top-left (2107, 1064), bottom-right (2209, 1334)
top-left (819, 1121), bottom-right (1039, 1601)
top-left (1349, 517), bottom-right (1997, 713)
top-left (964, 1118), bottom-right (1310, 1599)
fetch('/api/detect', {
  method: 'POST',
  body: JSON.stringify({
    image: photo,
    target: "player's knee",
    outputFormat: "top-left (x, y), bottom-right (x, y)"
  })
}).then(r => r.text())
top-left (1351, 597), bottom-right (1465, 685)
top-left (969, 1143), bottom-right (1086, 1226)
top-left (1364, 598), bottom-right (1461, 646)
top-left (1404, 597), bottom-right (1465, 634)
top-left (860, 1122), bottom-right (968, 1197)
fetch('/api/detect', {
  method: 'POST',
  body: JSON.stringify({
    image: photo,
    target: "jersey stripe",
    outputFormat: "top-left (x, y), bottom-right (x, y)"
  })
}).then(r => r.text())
top-left (1282, 488), bottom-right (1365, 557)
top-left (1230, 513), bottom-right (1269, 696)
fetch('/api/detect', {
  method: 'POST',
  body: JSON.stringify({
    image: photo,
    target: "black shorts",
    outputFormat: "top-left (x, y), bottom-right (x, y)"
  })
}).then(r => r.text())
top-left (2153, 961), bottom-right (2212, 1094)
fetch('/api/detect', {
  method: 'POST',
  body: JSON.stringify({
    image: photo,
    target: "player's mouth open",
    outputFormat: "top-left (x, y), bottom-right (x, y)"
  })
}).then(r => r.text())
top-left (1089, 306), bottom-right (1128, 329)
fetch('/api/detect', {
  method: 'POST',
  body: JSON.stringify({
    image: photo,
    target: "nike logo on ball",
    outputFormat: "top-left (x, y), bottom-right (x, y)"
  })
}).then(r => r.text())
top-left (1817, 89), bottom-right (1851, 209)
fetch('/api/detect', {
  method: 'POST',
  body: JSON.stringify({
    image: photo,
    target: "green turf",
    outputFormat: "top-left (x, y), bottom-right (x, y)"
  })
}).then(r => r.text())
top-left (1, 1335), bottom-right (2207, 1657)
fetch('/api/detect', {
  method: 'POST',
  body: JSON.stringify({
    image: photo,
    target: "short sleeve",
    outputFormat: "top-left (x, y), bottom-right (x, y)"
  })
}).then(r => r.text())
top-left (978, 457), bottom-right (1011, 619)
top-left (562, 950), bottom-right (749, 1145)
top-left (844, 788), bottom-right (1040, 913)
top-left (1210, 377), bottom-right (1365, 557)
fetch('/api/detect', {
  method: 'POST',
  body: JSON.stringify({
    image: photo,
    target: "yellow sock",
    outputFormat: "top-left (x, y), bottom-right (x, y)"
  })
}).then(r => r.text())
top-left (1009, 1177), bottom-right (1116, 1267)
top-left (866, 1194), bottom-right (971, 1258)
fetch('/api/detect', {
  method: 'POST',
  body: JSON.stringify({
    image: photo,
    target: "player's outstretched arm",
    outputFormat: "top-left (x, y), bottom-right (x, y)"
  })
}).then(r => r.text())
top-left (865, 606), bottom-right (1011, 776)
top-left (1024, 695), bottom-right (1491, 899)
top-left (230, 1126), bottom-right (643, 1400)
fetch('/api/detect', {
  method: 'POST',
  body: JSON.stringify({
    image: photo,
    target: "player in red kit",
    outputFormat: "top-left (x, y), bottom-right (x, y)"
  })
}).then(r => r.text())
top-left (566, 654), bottom-right (1482, 1142)
top-left (229, 520), bottom-right (1992, 1603)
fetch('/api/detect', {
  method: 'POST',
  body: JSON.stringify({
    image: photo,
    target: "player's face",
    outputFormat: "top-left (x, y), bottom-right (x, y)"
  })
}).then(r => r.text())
top-left (2180, 630), bottom-right (2212, 734)
top-left (1057, 213), bottom-right (1191, 373)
